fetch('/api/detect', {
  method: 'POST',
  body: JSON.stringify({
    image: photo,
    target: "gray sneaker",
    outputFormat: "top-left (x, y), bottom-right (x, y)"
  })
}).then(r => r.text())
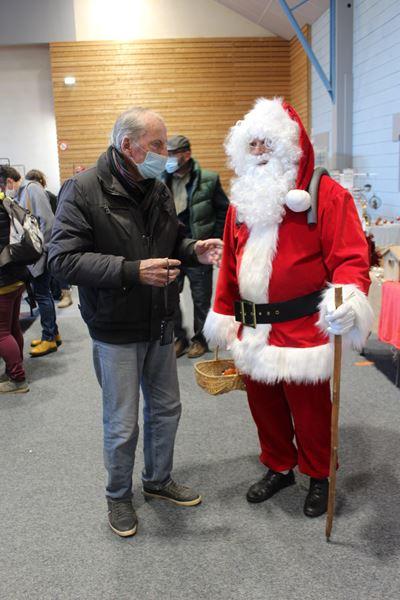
top-left (142, 480), bottom-right (202, 506)
top-left (107, 498), bottom-right (137, 537)
top-left (0, 379), bottom-right (29, 394)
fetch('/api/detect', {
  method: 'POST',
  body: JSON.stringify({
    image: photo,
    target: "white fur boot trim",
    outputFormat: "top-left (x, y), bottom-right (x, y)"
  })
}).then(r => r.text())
top-left (285, 189), bottom-right (311, 212)
top-left (318, 284), bottom-right (374, 351)
top-left (231, 337), bottom-right (333, 384)
top-left (203, 310), bottom-right (239, 350)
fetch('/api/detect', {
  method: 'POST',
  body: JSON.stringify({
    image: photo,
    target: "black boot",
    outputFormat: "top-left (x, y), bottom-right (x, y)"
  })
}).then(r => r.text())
top-left (303, 477), bottom-right (329, 518)
top-left (246, 469), bottom-right (295, 503)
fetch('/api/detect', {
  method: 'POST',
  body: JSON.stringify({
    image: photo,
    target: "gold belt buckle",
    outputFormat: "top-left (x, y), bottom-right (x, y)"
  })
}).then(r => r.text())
top-left (240, 300), bottom-right (257, 328)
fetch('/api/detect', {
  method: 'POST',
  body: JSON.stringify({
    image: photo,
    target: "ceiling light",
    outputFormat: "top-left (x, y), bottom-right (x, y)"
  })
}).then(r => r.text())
top-left (64, 76), bottom-right (76, 86)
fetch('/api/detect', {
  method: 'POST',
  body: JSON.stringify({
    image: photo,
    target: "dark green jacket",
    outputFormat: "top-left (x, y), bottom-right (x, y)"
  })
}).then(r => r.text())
top-left (163, 159), bottom-right (229, 240)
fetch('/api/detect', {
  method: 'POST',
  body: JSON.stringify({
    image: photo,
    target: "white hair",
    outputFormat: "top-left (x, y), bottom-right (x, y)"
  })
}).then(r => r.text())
top-left (226, 98), bottom-right (302, 228)
top-left (225, 97), bottom-right (301, 177)
top-left (110, 106), bottom-right (164, 150)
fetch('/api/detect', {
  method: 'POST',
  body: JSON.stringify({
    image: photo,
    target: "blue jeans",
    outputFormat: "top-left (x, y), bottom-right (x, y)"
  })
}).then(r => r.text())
top-left (92, 339), bottom-right (182, 500)
top-left (31, 269), bottom-right (59, 341)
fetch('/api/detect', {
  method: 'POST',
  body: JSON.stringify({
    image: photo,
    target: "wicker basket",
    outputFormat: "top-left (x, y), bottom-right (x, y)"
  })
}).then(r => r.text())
top-left (194, 347), bottom-right (246, 396)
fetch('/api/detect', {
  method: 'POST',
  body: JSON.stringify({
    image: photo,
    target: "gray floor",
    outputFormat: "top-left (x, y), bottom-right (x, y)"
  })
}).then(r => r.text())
top-left (0, 290), bottom-right (400, 600)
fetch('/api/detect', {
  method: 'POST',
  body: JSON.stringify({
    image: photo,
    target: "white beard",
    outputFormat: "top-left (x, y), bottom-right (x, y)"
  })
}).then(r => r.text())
top-left (230, 155), bottom-right (297, 229)
top-left (230, 154), bottom-right (299, 371)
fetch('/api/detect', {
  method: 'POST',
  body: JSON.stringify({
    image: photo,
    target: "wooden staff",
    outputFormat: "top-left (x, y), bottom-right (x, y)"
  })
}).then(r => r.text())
top-left (326, 286), bottom-right (343, 542)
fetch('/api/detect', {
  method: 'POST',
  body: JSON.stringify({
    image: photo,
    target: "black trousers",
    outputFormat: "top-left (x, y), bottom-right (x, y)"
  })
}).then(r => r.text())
top-left (173, 265), bottom-right (213, 345)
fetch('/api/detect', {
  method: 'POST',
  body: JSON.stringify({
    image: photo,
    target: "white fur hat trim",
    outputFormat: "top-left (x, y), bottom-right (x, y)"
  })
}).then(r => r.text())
top-left (285, 189), bottom-right (311, 212)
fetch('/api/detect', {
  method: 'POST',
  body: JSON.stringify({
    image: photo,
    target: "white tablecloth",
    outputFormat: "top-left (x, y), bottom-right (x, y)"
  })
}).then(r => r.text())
top-left (367, 223), bottom-right (400, 248)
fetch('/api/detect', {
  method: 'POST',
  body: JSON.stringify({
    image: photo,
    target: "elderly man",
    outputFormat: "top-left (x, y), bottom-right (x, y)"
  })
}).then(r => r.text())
top-left (205, 98), bottom-right (373, 519)
top-left (163, 135), bottom-right (229, 359)
top-left (48, 107), bottom-right (222, 537)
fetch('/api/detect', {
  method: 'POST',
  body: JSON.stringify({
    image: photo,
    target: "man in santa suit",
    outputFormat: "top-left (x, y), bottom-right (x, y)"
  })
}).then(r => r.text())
top-left (204, 98), bottom-right (373, 518)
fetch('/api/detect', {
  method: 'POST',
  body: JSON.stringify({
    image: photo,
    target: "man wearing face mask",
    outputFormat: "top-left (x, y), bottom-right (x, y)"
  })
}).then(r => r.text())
top-left (2, 166), bottom-right (22, 199)
top-left (48, 107), bottom-right (223, 538)
top-left (163, 136), bottom-right (229, 359)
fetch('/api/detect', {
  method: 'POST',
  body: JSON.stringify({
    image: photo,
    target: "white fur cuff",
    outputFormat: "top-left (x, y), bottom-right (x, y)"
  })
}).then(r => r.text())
top-left (203, 310), bottom-right (239, 349)
top-left (318, 284), bottom-right (374, 351)
top-left (285, 189), bottom-right (311, 212)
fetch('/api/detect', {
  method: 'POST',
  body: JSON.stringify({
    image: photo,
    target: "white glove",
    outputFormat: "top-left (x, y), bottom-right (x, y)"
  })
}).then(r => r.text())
top-left (318, 285), bottom-right (374, 350)
top-left (325, 301), bottom-right (356, 336)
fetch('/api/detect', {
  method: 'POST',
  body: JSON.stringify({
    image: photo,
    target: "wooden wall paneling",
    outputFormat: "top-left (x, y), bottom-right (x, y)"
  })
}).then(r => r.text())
top-left (50, 37), bottom-right (291, 189)
top-left (289, 25), bottom-right (311, 133)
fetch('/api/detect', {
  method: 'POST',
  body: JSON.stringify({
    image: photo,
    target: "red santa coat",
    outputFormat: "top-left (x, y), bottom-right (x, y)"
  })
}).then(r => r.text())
top-left (205, 100), bottom-right (372, 384)
top-left (209, 176), bottom-right (371, 383)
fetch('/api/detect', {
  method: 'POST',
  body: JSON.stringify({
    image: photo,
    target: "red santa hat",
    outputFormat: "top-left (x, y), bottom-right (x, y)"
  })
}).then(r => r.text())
top-left (282, 100), bottom-right (315, 212)
top-left (225, 97), bottom-right (315, 213)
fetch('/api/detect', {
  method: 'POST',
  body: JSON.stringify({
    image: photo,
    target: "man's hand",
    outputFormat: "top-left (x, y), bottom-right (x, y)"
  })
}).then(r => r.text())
top-left (194, 239), bottom-right (223, 267)
top-left (139, 258), bottom-right (181, 287)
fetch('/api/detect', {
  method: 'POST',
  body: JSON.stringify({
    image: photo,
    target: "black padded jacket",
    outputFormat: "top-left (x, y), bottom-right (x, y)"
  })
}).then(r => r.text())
top-left (48, 150), bottom-right (199, 344)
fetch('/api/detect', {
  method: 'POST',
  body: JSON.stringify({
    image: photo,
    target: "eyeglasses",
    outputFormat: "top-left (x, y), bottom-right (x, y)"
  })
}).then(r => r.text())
top-left (249, 139), bottom-right (273, 150)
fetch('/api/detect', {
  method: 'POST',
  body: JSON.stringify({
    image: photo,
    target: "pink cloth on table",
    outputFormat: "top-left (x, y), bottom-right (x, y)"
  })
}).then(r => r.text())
top-left (378, 281), bottom-right (400, 349)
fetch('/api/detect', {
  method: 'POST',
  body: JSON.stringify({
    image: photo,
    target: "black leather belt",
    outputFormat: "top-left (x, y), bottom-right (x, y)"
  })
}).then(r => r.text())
top-left (234, 290), bottom-right (322, 328)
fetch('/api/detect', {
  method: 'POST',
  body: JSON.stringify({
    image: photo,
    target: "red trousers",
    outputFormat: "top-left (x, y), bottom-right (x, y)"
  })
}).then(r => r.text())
top-left (244, 377), bottom-right (332, 479)
top-left (0, 286), bottom-right (25, 381)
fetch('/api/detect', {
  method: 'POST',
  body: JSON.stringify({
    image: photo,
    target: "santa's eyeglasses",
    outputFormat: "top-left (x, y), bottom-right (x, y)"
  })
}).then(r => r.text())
top-left (248, 139), bottom-right (273, 151)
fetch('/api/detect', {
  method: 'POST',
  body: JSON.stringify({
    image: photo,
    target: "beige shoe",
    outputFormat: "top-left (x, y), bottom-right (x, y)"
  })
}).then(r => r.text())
top-left (58, 290), bottom-right (73, 308)
top-left (30, 340), bottom-right (58, 357)
top-left (0, 379), bottom-right (29, 393)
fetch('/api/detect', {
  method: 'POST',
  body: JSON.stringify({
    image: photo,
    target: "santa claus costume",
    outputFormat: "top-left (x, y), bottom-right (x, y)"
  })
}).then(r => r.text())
top-left (204, 98), bottom-right (373, 517)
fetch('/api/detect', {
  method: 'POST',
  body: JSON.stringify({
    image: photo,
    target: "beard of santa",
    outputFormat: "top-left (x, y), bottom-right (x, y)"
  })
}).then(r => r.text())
top-left (230, 151), bottom-right (298, 229)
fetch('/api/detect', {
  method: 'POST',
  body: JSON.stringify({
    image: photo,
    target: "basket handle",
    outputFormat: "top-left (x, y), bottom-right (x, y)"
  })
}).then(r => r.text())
top-left (215, 346), bottom-right (219, 361)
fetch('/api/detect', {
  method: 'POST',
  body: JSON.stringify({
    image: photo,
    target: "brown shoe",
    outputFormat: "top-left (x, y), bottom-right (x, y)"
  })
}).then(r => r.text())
top-left (187, 341), bottom-right (208, 359)
top-left (31, 333), bottom-right (62, 348)
top-left (175, 338), bottom-right (189, 358)
top-left (30, 340), bottom-right (58, 357)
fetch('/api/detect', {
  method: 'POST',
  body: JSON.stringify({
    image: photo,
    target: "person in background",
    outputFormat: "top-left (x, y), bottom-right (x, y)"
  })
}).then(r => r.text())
top-left (48, 107), bottom-right (223, 537)
top-left (25, 169), bottom-right (73, 309)
top-left (0, 167), bottom-right (29, 393)
top-left (17, 174), bottom-right (61, 356)
top-left (163, 135), bottom-right (229, 359)
top-left (2, 165), bottom-right (22, 199)
top-left (25, 169), bottom-right (57, 214)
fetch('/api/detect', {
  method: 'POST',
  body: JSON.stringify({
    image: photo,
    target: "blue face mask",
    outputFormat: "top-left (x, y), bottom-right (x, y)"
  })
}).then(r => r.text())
top-left (165, 156), bottom-right (179, 174)
top-left (132, 143), bottom-right (167, 179)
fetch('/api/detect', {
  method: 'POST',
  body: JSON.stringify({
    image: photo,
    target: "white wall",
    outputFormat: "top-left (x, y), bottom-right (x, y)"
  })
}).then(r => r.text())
top-left (353, 0), bottom-right (400, 218)
top-left (311, 1), bottom-right (400, 217)
top-left (311, 8), bottom-right (332, 166)
top-left (73, 0), bottom-right (273, 40)
top-left (0, 45), bottom-right (60, 193)
top-left (0, 0), bottom-right (272, 44)
top-left (0, 0), bottom-right (75, 45)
